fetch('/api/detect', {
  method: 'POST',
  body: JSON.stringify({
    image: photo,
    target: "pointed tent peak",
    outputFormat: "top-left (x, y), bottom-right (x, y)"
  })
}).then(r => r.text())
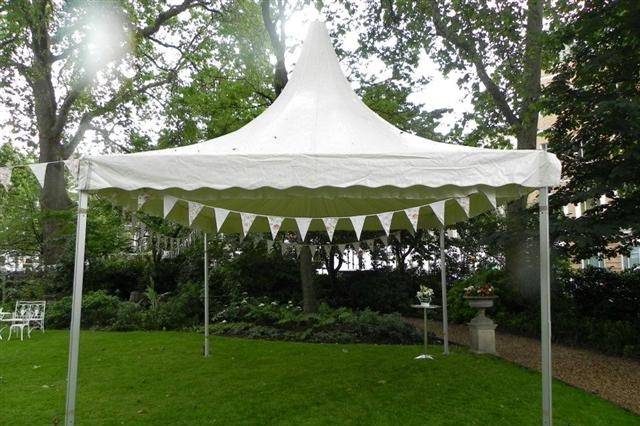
top-left (279, 19), bottom-right (354, 100)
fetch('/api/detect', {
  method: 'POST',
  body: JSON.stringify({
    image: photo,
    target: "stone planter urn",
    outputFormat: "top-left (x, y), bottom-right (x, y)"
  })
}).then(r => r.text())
top-left (464, 296), bottom-right (498, 355)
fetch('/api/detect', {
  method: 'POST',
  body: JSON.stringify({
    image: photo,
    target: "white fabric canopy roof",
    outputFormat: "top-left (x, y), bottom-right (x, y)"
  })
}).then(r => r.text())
top-left (78, 21), bottom-right (561, 236)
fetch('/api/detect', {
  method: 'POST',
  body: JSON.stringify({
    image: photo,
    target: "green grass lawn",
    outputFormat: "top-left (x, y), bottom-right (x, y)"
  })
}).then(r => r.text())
top-left (1, 331), bottom-right (638, 425)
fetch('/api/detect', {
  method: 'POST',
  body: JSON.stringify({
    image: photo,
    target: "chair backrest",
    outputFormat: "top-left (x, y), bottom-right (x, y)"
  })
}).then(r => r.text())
top-left (14, 300), bottom-right (46, 320)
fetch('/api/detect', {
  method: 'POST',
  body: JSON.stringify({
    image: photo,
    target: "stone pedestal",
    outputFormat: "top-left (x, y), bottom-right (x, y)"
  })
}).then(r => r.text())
top-left (468, 312), bottom-right (497, 355)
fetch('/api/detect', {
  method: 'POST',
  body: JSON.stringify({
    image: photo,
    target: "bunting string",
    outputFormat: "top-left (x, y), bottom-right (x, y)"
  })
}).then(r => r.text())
top-left (0, 159), bottom-right (80, 190)
top-left (150, 190), bottom-right (497, 242)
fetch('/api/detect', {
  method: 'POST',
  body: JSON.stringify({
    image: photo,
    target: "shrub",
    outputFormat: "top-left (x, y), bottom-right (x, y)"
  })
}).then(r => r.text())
top-left (47, 290), bottom-right (121, 329)
top-left (46, 295), bottom-right (72, 329)
top-left (156, 281), bottom-right (203, 330)
top-left (113, 302), bottom-right (144, 331)
top-left (317, 269), bottom-right (433, 315)
top-left (211, 297), bottom-right (421, 344)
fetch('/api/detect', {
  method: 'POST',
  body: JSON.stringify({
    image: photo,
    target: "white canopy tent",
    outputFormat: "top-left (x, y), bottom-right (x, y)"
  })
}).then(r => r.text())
top-left (64, 21), bottom-right (560, 425)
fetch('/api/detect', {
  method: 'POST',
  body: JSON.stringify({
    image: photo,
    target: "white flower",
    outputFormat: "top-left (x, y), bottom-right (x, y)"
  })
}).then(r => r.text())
top-left (271, 301), bottom-right (278, 306)
top-left (258, 303), bottom-right (265, 307)
top-left (221, 320), bottom-right (227, 323)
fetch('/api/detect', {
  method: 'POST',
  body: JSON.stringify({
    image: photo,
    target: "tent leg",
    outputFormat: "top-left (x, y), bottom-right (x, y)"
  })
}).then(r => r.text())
top-left (539, 186), bottom-right (553, 425)
top-left (203, 233), bottom-right (210, 357)
top-left (439, 228), bottom-right (449, 355)
top-left (65, 191), bottom-right (89, 426)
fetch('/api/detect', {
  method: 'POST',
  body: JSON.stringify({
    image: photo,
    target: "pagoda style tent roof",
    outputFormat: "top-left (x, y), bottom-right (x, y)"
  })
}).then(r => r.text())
top-left (78, 20), bottom-right (561, 235)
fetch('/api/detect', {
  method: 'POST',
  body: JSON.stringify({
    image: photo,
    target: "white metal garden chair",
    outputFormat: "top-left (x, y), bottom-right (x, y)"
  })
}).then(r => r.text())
top-left (5, 301), bottom-right (46, 341)
top-left (15, 300), bottom-right (46, 332)
top-left (7, 308), bottom-right (32, 341)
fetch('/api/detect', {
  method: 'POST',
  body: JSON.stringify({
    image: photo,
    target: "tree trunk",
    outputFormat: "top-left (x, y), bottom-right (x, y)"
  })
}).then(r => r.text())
top-left (299, 246), bottom-right (318, 313)
top-left (39, 161), bottom-right (73, 264)
top-left (504, 0), bottom-right (544, 302)
top-left (30, 2), bottom-right (74, 265)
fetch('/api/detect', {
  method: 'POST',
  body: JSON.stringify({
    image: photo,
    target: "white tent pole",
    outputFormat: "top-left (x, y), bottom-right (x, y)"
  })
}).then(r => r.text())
top-left (65, 191), bottom-right (89, 426)
top-left (540, 183), bottom-right (553, 425)
top-left (203, 233), bottom-right (210, 357)
top-left (439, 228), bottom-right (449, 355)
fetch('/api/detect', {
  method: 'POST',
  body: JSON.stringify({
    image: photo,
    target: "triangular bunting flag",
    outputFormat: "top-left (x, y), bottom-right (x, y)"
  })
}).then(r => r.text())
top-left (322, 217), bottom-right (339, 241)
top-left (65, 158), bottom-right (80, 178)
top-left (268, 216), bottom-right (284, 239)
top-left (0, 166), bottom-right (12, 190)
top-left (240, 213), bottom-right (256, 235)
top-left (188, 202), bottom-right (204, 226)
top-left (214, 208), bottom-right (230, 232)
top-left (350, 215), bottom-right (366, 240)
top-left (483, 189), bottom-right (497, 209)
top-left (266, 240), bottom-right (274, 253)
top-left (163, 195), bottom-right (178, 218)
top-left (295, 244), bottom-right (302, 258)
top-left (295, 217), bottom-right (312, 241)
top-left (377, 212), bottom-right (394, 235)
top-left (379, 235), bottom-right (388, 246)
top-left (310, 245), bottom-right (318, 258)
top-left (280, 242), bottom-right (287, 256)
top-left (137, 193), bottom-right (150, 210)
top-left (29, 163), bottom-right (48, 188)
top-left (323, 245), bottom-right (331, 255)
top-left (456, 197), bottom-right (470, 217)
top-left (338, 244), bottom-right (346, 253)
top-left (404, 206), bottom-right (420, 232)
top-left (430, 200), bottom-right (446, 226)
top-left (353, 242), bottom-right (360, 251)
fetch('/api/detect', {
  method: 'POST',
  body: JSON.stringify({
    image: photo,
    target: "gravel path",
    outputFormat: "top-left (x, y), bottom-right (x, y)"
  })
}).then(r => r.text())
top-left (404, 317), bottom-right (640, 414)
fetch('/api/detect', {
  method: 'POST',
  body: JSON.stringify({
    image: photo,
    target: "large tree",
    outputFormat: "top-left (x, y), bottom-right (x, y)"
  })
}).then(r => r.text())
top-left (329, 0), bottom-right (547, 300)
top-left (0, 0), bottom-right (223, 264)
top-left (545, 0), bottom-right (640, 260)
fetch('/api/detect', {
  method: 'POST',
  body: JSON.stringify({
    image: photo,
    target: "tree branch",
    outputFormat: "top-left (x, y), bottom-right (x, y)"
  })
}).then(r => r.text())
top-left (63, 73), bottom-right (178, 158)
top-left (137, 0), bottom-right (218, 39)
top-left (426, 0), bottom-right (520, 127)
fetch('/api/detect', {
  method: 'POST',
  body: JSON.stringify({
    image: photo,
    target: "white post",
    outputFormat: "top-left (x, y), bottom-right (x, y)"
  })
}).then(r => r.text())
top-left (203, 233), bottom-right (210, 357)
top-left (439, 228), bottom-right (449, 355)
top-left (65, 191), bottom-right (89, 426)
top-left (540, 184), bottom-right (553, 425)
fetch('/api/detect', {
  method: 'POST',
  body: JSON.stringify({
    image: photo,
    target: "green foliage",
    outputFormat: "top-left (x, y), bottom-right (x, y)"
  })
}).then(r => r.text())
top-left (159, 0), bottom-right (275, 148)
top-left (47, 290), bottom-right (121, 329)
top-left (551, 267), bottom-right (640, 357)
top-left (0, 145), bottom-right (42, 257)
top-left (330, 0), bottom-right (553, 147)
top-left (212, 297), bottom-right (421, 345)
top-left (317, 269), bottom-right (431, 315)
top-left (545, 0), bottom-right (640, 259)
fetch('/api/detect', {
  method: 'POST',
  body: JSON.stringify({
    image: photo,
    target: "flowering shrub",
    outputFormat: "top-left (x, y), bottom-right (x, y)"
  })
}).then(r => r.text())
top-left (463, 284), bottom-right (495, 297)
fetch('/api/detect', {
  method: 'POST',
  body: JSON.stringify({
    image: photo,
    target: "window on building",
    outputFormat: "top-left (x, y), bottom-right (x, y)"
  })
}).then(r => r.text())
top-left (584, 256), bottom-right (604, 269)
top-left (623, 247), bottom-right (640, 270)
